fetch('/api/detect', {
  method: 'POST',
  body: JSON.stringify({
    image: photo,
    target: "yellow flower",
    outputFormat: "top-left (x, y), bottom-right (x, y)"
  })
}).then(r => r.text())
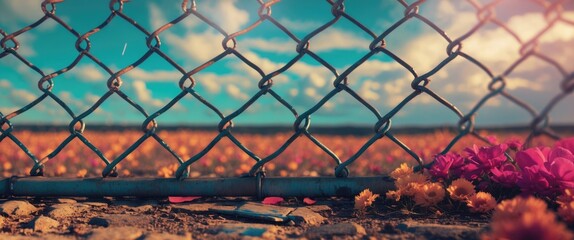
top-left (467, 192), bottom-right (496, 213)
top-left (390, 163), bottom-right (413, 180)
top-left (386, 190), bottom-right (401, 202)
top-left (395, 173), bottom-right (428, 197)
top-left (355, 189), bottom-right (379, 210)
top-left (447, 178), bottom-right (476, 202)
top-left (483, 196), bottom-right (573, 240)
top-left (413, 182), bottom-right (445, 207)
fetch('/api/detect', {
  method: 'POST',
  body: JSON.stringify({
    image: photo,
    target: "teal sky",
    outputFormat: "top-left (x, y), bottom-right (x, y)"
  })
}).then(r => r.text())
top-left (1, 0), bottom-right (573, 127)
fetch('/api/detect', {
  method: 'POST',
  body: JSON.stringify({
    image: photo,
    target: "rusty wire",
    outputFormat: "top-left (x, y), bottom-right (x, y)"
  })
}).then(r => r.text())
top-left (0, 0), bottom-right (573, 179)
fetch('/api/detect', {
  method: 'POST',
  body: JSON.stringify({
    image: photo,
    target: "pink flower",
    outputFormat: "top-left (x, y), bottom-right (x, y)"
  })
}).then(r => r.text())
top-left (505, 138), bottom-right (523, 151)
top-left (555, 137), bottom-right (574, 153)
top-left (490, 163), bottom-right (519, 188)
top-left (461, 144), bottom-right (508, 180)
top-left (429, 152), bottom-right (464, 179)
top-left (516, 146), bottom-right (574, 195)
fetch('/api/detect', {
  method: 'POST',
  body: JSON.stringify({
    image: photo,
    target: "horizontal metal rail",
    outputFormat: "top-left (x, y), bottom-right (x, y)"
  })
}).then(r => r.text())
top-left (0, 177), bottom-right (395, 198)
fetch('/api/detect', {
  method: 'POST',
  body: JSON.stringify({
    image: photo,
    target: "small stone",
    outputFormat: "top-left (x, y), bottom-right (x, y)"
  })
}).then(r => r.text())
top-left (88, 214), bottom-right (153, 227)
top-left (172, 203), bottom-right (219, 213)
top-left (56, 198), bottom-right (77, 204)
top-left (88, 226), bottom-right (143, 240)
top-left (31, 216), bottom-right (60, 233)
top-left (397, 221), bottom-right (482, 240)
top-left (209, 223), bottom-right (278, 238)
top-left (288, 207), bottom-right (326, 226)
top-left (305, 205), bottom-right (332, 212)
top-left (0, 200), bottom-right (38, 216)
top-left (306, 222), bottom-right (366, 237)
top-left (143, 232), bottom-right (192, 240)
top-left (47, 203), bottom-right (90, 218)
top-left (113, 200), bottom-right (158, 212)
top-left (213, 202), bottom-right (294, 222)
top-left (82, 202), bottom-right (108, 207)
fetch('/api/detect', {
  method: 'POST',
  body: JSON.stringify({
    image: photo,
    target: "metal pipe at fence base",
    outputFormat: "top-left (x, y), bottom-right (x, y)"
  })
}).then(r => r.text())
top-left (0, 177), bottom-right (395, 198)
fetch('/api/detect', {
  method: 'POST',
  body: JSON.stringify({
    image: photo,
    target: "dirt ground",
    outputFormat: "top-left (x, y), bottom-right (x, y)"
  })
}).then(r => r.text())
top-left (0, 196), bottom-right (492, 239)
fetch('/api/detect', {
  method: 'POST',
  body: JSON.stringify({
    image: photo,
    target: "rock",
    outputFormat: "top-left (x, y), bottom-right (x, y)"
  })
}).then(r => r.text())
top-left (209, 223), bottom-right (279, 238)
top-left (56, 198), bottom-right (77, 204)
top-left (82, 202), bottom-right (108, 207)
top-left (88, 226), bottom-right (143, 240)
top-left (306, 222), bottom-right (366, 237)
top-left (31, 216), bottom-right (60, 233)
top-left (0, 201), bottom-right (38, 216)
top-left (47, 203), bottom-right (90, 218)
top-left (0, 216), bottom-right (5, 227)
top-left (288, 207), bottom-right (326, 226)
top-left (143, 232), bottom-right (192, 240)
top-left (397, 221), bottom-right (483, 240)
top-left (172, 202), bottom-right (239, 213)
top-left (305, 205), bottom-right (332, 212)
top-left (88, 214), bottom-right (153, 227)
top-left (212, 202), bottom-right (294, 222)
top-left (113, 200), bottom-right (158, 212)
top-left (0, 233), bottom-right (74, 239)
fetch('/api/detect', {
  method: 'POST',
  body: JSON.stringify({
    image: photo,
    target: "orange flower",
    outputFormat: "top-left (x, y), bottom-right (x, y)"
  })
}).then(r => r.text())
top-left (386, 190), bottom-right (401, 202)
top-left (76, 168), bottom-right (88, 178)
top-left (492, 196), bottom-right (548, 223)
top-left (447, 178), bottom-right (476, 202)
top-left (466, 192), bottom-right (496, 213)
top-left (390, 163), bottom-right (413, 180)
top-left (395, 173), bottom-right (428, 196)
top-left (413, 182), bottom-right (445, 207)
top-left (557, 189), bottom-right (574, 223)
top-left (484, 196), bottom-right (573, 240)
top-left (55, 165), bottom-right (67, 176)
top-left (355, 189), bottom-right (379, 210)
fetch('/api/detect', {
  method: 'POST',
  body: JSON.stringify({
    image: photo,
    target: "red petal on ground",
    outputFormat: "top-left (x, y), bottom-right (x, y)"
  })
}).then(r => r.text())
top-left (168, 196), bottom-right (201, 203)
top-left (303, 197), bottom-right (316, 205)
top-left (262, 197), bottom-right (284, 205)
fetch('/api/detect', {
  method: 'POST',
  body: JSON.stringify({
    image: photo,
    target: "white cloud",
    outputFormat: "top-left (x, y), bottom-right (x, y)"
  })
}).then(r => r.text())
top-left (0, 1), bottom-right (57, 32)
top-left (84, 92), bottom-right (101, 104)
top-left (70, 64), bottom-right (106, 82)
top-left (226, 84), bottom-right (249, 100)
top-left (359, 80), bottom-right (380, 101)
top-left (277, 18), bottom-right (322, 32)
top-left (505, 77), bottom-right (543, 91)
top-left (148, 3), bottom-right (167, 31)
top-left (0, 80), bottom-right (11, 88)
top-left (311, 28), bottom-right (372, 52)
top-left (308, 73), bottom-right (326, 88)
top-left (132, 80), bottom-right (164, 107)
top-left (10, 89), bottom-right (37, 106)
top-left (200, 0), bottom-right (249, 33)
top-left (125, 68), bottom-right (182, 82)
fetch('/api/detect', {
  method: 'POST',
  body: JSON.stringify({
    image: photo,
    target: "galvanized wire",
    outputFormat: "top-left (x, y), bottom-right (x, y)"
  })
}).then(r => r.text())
top-left (0, 0), bottom-right (573, 180)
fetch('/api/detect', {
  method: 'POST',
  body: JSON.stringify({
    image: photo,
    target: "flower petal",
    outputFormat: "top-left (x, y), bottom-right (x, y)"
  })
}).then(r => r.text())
top-left (168, 196), bottom-right (201, 203)
top-left (303, 197), bottom-right (316, 205)
top-left (262, 197), bottom-right (284, 205)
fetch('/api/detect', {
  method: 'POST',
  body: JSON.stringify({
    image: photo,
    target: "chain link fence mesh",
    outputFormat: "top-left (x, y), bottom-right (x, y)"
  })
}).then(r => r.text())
top-left (1, 0), bottom-right (573, 180)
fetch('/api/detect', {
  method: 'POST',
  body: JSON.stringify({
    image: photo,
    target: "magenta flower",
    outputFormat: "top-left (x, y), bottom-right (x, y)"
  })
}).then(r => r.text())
top-left (461, 144), bottom-right (508, 180)
top-left (505, 138), bottom-right (523, 151)
top-left (429, 152), bottom-right (464, 179)
top-left (555, 137), bottom-right (574, 153)
top-left (489, 163), bottom-right (519, 188)
top-left (516, 145), bottom-right (574, 196)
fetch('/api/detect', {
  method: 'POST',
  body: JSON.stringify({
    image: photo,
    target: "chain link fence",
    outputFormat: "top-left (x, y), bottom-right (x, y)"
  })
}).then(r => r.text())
top-left (0, 0), bottom-right (573, 194)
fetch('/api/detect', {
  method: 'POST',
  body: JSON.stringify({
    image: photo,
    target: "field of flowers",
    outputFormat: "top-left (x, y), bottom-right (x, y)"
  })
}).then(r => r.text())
top-left (0, 128), bottom-right (559, 178)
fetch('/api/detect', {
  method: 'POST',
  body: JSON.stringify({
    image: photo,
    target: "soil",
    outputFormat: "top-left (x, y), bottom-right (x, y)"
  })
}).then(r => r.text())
top-left (0, 196), bottom-right (492, 239)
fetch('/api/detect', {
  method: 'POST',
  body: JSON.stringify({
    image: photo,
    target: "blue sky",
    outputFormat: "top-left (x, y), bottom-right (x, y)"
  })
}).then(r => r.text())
top-left (1, 0), bottom-right (573, 127)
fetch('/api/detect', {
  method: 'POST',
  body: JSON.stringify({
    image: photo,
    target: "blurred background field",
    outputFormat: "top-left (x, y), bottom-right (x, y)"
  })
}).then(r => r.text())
top-left (1, 127), bottom-right (568, 178)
